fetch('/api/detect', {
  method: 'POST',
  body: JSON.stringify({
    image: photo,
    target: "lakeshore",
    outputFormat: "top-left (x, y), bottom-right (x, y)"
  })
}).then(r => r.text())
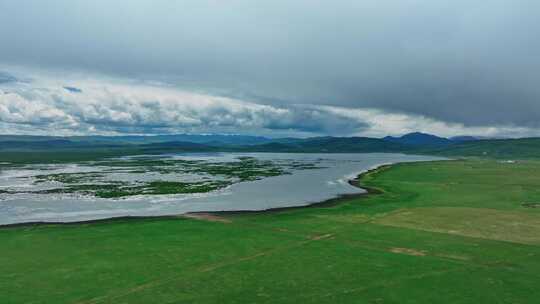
top-left (2, 159), bottom-right (540, 303)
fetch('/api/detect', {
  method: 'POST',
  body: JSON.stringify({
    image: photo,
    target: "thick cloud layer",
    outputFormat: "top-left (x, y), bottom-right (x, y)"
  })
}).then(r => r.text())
top-left (1, 1), bottom-right (539, 135)
top-left (0, 70), bottom-right (533, 137)
top-left (0, 71), bottom-right (365, 136)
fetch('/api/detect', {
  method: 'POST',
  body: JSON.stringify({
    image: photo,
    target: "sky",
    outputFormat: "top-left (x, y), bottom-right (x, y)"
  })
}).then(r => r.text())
top-left (1, 0), bottom-right (539, 138)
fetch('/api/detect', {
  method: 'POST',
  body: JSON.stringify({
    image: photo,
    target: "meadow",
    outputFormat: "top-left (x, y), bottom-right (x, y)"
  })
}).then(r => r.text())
top-left (1, 159), bottom-right (540, 303)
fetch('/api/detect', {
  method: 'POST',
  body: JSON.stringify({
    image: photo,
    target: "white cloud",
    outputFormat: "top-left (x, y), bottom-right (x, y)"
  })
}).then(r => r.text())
top-left (319, 106), bottom-right (535, 138)
top-left (0, 72), bottom-right (365, 136)
top-left (0, 69), bottom-right (537, 138)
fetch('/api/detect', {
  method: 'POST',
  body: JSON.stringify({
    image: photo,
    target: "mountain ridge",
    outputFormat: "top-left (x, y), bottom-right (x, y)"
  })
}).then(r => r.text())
top-left (383, 132), bottom-right (453, 147)
top-left (2, 133), bottom-right (539, 160)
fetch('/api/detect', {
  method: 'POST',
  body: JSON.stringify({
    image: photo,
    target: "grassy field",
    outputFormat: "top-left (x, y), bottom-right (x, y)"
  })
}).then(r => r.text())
top-left (2, 159), bottom-right (540, 303)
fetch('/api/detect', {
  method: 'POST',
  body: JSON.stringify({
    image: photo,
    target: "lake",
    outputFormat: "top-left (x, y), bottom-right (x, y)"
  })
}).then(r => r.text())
top-left (0, 153), bottom-right (444, 225)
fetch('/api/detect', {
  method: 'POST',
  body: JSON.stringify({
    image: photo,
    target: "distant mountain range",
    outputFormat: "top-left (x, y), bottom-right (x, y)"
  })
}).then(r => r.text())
top-left (70, 134), bottom-right (273, 145)
top-left (0, 133), bottom-right (414, 153)
top-left (0, 134), bottom-right (271, 145)
top-left (0, 133), bottom-right (537, 160)
top-left (383, 132), bottom-right (453, 147)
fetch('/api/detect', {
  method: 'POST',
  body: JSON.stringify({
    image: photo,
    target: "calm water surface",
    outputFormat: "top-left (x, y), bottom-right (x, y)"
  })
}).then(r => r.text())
top-left (0, 153), bottom-right (444, 225)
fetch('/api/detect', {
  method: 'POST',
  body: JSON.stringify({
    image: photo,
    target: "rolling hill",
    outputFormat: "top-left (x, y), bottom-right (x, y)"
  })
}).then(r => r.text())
top-left (383, 132), bottom-right (453, 147)
top-left (1, 133), bottom-right (540, 160)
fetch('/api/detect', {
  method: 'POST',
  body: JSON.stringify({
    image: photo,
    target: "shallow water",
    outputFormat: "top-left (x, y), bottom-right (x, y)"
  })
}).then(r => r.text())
top-left (0, 153), bottom-right (443, 225)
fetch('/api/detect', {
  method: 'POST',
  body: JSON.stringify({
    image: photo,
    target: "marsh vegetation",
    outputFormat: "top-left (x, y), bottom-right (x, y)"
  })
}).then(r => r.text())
top-left (0, 155), bottom-right (324, 199)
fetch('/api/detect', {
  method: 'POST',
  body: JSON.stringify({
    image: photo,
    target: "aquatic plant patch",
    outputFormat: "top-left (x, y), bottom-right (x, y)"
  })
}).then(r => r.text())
top-left (0, 155), bottom-right (325, 199)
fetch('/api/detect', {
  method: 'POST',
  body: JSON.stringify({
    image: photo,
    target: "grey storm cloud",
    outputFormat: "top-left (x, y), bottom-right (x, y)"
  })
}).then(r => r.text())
top-left (0, 76), bottom-right (371, 136)
top-left (0, 72), bottom-right (18, 84)
top-left (63, 86), bottom-right (82, 93)
top-left (1, 0), bottom-right (539, 134)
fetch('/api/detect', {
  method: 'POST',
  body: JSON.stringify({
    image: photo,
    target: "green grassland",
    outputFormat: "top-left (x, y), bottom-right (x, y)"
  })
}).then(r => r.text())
top-left (425, 138), bottom-right (540, 159)
top-left (2, 159), bottom-right (540, 303)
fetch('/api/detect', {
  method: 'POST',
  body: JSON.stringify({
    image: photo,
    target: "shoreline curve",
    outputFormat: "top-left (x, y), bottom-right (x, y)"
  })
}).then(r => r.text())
top-left (0, 162), bottom-right (398, 229)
